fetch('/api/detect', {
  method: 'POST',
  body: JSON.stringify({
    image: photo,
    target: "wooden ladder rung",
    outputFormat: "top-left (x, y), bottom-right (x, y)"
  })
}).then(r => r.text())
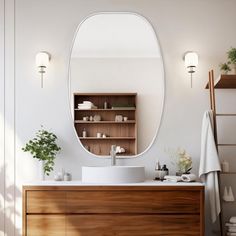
top-left (217, 144), bottom-right (236, 146)
top-left (216, 113), bottom-right (236, 116)
top-left (220, 172), bottom-right (236, 175)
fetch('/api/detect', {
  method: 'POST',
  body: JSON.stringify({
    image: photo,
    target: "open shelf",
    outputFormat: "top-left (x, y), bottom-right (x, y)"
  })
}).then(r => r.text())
top-left (79, 137), bottom-right (136, 140)
top-left (75, 108), bottom-right (136, 111)
top-left (73, 93), bottom-right (137, 156)
top-left (75, 120), bottom-right (136, 124)
top-left (205, 74), bottom-right (236, 89)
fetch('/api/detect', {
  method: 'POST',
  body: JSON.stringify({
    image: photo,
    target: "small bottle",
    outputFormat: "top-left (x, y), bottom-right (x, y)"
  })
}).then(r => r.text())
top-left (161, 164), bottom-right (169, 176)
top-left (104, 101), bottom-right (108, 109)
top-left (63, 173), bottom-right (71, 181)
top-left (155, 160), bottom-right (161, 170)
top-left (82, 128), bottom-right (87, 138)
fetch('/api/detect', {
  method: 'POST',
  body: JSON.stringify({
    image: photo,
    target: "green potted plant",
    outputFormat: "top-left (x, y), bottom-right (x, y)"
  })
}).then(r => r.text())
top-left (22, 128), bottom-right (61, 177)
top-left (219, 62), bottom-right (231, 75)
top-left (227, 47), bottom-right (236, 74)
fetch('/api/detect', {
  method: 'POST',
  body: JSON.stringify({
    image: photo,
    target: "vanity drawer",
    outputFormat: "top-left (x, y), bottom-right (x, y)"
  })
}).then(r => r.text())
top-left (26, 191), bottom-right (66, 213)
top-left (66, 214), bottom-right (200, 236)
top-left (27, 215), bottom-right (66, 236)
top-left (66, 190), bottom-right (201, 214)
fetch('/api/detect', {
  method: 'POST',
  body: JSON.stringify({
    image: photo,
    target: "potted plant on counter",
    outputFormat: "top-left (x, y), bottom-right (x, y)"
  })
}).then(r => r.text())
top-left (219, 62), bottom-right (231, 75)
top-left (167, 148), bottom-right (192, 176)
top-left (227, 47), bottom-right (236, 74)
top-left (22, 127), bottom-right (61, 178)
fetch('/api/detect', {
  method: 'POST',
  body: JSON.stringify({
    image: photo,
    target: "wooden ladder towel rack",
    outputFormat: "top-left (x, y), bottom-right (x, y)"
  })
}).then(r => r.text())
top-left (207, 70), bottom-right (236, 236)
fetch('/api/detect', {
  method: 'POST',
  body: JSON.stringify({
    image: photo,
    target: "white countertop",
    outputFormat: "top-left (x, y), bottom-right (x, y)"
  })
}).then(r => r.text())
top-left (23, 180), bottom-right (204, 187)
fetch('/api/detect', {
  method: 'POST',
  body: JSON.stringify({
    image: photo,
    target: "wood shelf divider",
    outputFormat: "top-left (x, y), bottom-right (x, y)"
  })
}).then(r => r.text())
top-left (75, 120), bottom-right (136, 124)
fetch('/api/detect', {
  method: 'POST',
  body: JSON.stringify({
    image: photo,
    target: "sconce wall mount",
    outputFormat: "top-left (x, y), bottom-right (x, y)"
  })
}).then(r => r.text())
top-left (35, 51), bottom-right (51, 88)
top-left (183, 51), bottom-right (199, 88)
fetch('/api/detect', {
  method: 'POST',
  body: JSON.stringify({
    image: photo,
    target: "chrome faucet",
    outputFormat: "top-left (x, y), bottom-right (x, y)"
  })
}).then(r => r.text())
top-left (110, 145), bottom-right (117, 166)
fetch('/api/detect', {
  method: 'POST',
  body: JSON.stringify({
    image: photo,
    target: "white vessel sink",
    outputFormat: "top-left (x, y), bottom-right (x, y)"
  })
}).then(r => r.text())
top-left (82, 166), bottom-right (145, 184)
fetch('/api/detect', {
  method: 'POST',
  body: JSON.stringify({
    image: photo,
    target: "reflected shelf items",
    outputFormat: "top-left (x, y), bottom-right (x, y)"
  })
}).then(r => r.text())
top-left (73, 93), bottom-right (137, 156)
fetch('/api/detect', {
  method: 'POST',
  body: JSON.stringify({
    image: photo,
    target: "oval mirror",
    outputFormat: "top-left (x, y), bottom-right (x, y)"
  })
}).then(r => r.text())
top-left (69, 13), bottom-right (164, 157)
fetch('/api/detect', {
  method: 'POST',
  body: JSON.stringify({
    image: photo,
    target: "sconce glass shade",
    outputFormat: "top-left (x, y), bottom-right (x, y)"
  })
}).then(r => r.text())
top-left (35, 51), bottom-right (50, 68)
top-left (184, 52), bottom-right (198, 73)
top-left (35, 51), bottom-right (50, 88)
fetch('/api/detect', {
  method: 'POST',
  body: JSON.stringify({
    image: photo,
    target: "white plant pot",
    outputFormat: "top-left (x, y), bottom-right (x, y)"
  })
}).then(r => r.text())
top-left (40, 161), bottom-right (45, 180)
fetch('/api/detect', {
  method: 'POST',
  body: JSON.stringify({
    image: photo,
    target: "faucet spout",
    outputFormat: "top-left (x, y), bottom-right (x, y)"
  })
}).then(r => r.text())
top-left (110, 145), bottom-right (116, 166)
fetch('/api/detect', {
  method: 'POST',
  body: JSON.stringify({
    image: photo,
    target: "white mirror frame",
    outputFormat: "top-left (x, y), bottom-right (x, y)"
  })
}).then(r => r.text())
top-left (68, 11), bottom-right (165, 159)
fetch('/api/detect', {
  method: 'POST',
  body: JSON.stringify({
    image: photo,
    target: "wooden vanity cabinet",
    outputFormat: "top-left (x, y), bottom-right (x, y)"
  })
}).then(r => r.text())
top-left (23, 185), bottom-right (204, 236)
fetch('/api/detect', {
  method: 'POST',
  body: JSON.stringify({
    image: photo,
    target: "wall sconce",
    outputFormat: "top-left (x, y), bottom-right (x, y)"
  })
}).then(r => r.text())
top-left (184, 51), bottom-right (198, 88)
top-left (35, 51), bottom-right (51, 88)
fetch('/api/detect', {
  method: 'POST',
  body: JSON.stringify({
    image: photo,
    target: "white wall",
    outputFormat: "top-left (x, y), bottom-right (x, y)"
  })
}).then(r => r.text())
top-left (1, 0), bottom-right (236, 235)
top-left (71, 58), bottom-right (164, 154)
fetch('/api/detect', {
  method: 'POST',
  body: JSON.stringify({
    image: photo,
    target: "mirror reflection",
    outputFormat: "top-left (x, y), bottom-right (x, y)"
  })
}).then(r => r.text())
top-left (70, 13), bottom-right (164, 157)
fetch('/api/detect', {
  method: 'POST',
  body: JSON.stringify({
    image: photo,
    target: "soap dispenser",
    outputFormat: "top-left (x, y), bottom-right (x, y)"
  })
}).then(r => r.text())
top-left (162, 164), bottom-right (169, 176)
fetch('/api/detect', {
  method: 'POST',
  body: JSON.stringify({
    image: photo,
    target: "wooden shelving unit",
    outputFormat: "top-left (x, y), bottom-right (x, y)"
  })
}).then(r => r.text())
top-left (73, 93), bottom-right (137, 156)
top-left (205, 74), bottom-right (236, 89)
top-left (206, 71), bottom-right (236, 236)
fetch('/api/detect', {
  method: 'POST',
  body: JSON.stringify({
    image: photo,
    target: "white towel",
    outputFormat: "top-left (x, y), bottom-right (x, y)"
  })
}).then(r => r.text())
top-left (229, 228), bottom-right (236, 233)
top-left (226, 223), bottom-right (236, 227)
top-left (230, 217), bottom-right (236, 224)
top-left (164, 176), bottom-right (182, 182)
top-left (227, 233), bottom-right (236, 236)
top-left (181, 174), bottom-right (196, 182)
top-left (199, 110), bottom-right (221, 223)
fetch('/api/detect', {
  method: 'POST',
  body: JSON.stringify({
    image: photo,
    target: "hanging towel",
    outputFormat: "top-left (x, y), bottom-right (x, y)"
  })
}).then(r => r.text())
top-left (199, 110), bottom-right (221, 223)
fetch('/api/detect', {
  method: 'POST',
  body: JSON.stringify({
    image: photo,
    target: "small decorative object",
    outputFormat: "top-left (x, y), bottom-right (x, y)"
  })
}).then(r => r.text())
top-left (221, 160), bottom-right (230, 172)
top-left (115, 146), bottom-right (125, 153)
top-left (63, 172), bottom-right (72, 181)
top-left (54, 174), bottom-right (62, 181)
top-left (223, 186), bottom-right (235, 202)
top-left (115, 115), bottom-right (123, 122)
top-left (96, 132), bottom-right (102, 138)
top-left (227, 47), bottom-right (236, 74)
top-left (102, 134), bottom-right (106, 138)
top-left (167, 147), bottom-right (192, 176)
top-left (123, 117), bottom-right (128, 121)
top-left (83, 116), bottom-right (89, 121)
top-left (22, 127), bottom-right (61, 176)
top-left (219, 62), bottom-right (231, 75)
top-left (84, 145), bottom-right (89, 151)
top-left (93, 114), bottom-right (101, 122)
top-left (104, 101), bottom-right (108, 109)
top-left (82, 128), bottom-right (87, 138)
top-left (89, 116), bottom-right (93, 121)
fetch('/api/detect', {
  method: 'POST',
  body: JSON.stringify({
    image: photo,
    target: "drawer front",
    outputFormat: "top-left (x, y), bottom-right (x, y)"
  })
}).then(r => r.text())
top-left (66, 190), bottom-right (200, 214)
top-left (27, 191), bottom-right (66, 213)
top-left (27, 215), bottom-right (66, 236)
top-left (66, 214), bottom-right (200, 236)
